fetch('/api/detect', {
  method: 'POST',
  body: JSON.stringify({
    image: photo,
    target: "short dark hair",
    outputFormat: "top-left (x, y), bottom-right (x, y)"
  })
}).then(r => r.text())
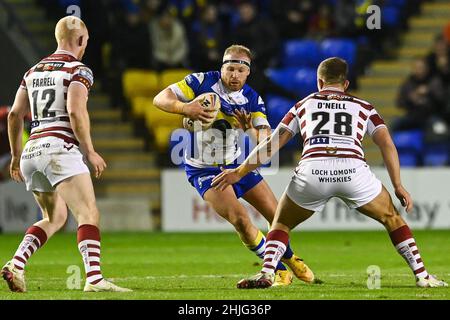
top-left (317, 57), bottom-right (348, 85)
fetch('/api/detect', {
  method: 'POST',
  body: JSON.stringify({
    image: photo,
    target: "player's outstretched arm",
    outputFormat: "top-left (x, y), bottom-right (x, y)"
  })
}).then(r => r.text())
top-left (153, 87), bottom-right (215, 122)
top-left (67, 83), bottom-right (106, 178)
top-left (212, 125), bottom-right (293, 191)
top-left (7, 88), bottom-right (30, 182)
top-left (372, 127), bottom-right (413, 212)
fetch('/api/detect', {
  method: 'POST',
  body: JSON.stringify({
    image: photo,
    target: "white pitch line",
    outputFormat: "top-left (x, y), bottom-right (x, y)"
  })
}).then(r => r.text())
top-left (29, 274), bottom-right (247, 281)
top-left (27, 273), bottom-right (450, 282)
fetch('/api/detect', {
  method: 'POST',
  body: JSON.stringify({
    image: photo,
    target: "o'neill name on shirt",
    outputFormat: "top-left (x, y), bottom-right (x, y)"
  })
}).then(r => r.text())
top-left (33, 77), bottom-right (56, 88)
top-left (317, 102), bottom-right (346, 109)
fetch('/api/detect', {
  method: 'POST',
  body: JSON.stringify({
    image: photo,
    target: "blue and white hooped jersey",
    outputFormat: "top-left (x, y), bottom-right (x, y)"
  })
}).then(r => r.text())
top-left (170, 71), bottom-right (269, 168)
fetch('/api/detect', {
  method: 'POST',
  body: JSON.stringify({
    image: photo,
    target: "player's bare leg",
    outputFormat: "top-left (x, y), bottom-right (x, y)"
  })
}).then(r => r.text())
top-left (357, 186), bottom-right (447, 287)
top-left (56, 173), bottom-right (131, 292)
top-left (243, 180), bottom-right (314, 284)
top-left (205, 186), bottom-right (258, 243)
top-left (204, 186), bottom-right (292, 286)
top-left (32, 192), bottom-right (69, 236)
top-left (238, 193), bottom-right (315, 289)
top-left (1, 191), bottom-right (68, 292)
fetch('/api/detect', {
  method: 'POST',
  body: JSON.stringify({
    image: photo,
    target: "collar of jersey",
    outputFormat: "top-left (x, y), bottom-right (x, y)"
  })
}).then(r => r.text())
top-left (54, 49), bottom-right (77, 58)
top-left (320, 86), bottom-right (345, 93)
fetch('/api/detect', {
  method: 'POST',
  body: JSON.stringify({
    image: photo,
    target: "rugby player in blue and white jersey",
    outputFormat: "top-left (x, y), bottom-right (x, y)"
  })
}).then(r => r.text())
top-left (154, 45), bottom-right (314, 286)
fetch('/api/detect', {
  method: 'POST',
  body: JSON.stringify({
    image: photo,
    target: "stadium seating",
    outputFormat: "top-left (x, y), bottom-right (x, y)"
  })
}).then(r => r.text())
top-left (122, 69), bottom-right (159, 101)
top-left (264, 95), bottom-right (299, 150)
top-left (122, 69), bottom-right (191, 151)
top-left (160, 69), bottom-right (192, 89)
top-left (144, 100), bottom-right (182, 128)
top-left (393, 130), bottom-right (424, 167)
top-left (398, 150), bottom-right (420, 167)
top-left (265, 68), bottom-right (299, 93)
top-left (383, 0), bottom-right (406, 8)
top-left (282, 40), bottom-right (322, 68)
top-left (293, 68), bottom-right (317, 97)
top-left (392, 130), bottom-right (424, 153)
top-left (265, 94), bottom-right (295, 129)
top-left (382, 6), bottom-right (401, 27)
top-left (423, 145), bottom-right (449, 166)
top-left (131, 96), bottom-right (152, 118)
top-left (130, 97), bottom-right (182, 151)
top-left (320, 39), bottom-right (357, 67)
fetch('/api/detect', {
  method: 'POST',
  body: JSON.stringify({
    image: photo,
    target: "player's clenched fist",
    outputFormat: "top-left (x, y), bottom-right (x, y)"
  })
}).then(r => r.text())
top-left (86, 151), bottom-right (107, 178)
top-left (9, 157), bottom-right (24, 183)
top-left (394, 185), bottom-right (413, 213)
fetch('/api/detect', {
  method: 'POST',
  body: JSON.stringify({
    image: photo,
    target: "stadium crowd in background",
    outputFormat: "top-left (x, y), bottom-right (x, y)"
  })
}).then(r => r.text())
top-left (1, 0), bottom-right (447, 167)
top-left (394, 34), bottom-right (450, 145)
top-left (34, 0), bottom-right (424, 104)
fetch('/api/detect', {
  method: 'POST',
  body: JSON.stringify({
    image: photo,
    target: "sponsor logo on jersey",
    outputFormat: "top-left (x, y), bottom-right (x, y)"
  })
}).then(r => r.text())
top-left (185, 75), bottom-right (194, 85)
top-left (77, 67), bottom-right (94, 84)
top-left (309, 137), bottom-right (329, 145)
top-left (197, 175), bottom-right (216, 188)
top-left (64, 144), bottom-right (74, 151)
top-left (35, 62), bottom-right (64, 72)
top-left (325, 94), bottom-right (353, 101)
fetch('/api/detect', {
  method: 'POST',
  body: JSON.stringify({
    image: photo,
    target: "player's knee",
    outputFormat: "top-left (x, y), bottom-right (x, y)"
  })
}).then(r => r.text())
top-left (74, 201), bottom-right (100, 225)
top-left (378, 207), bottom-right (404, 229)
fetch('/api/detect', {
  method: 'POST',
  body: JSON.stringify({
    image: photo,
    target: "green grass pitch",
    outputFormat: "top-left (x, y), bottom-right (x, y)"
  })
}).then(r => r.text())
top-left (0, 230), bottom-right (448, 300)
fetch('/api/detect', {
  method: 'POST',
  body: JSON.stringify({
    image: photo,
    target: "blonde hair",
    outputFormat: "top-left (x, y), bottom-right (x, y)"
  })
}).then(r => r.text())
top-left (55, 16), bottom-right (87, 44)
top-left (223, 44), bottom-right (253, 61)
top-left (317, 57), bottom-right (348, 85)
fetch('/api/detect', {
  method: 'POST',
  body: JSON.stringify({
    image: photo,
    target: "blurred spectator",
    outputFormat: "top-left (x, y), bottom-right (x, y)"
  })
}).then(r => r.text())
top-left (426, 35), bottom-right (450, 84)
top-left (270, 0), bottom-right (314, 40)
top-left (247, 65), bottom-right (300, 102)
top-left (150, 8), bottom-right (189, 70)
top-left (426, 34), bottom-right (450, 127)
top-left (444, 22), bottom-right (450, 45)
top-left (109, 10), bottom-right (152, 109)
top-left (308, 3), bottom-right (335, 39)
top-left (141, 0), bottom-right (163, 22)
top-left (335, 0), bottom-right (357, 37)
top-left (79, 0), bottom-right (115, 87)
top-left (190, 4), bottom-right (224, 71)
top-left (167, 0), bottom-right (202, 27)
top-left (232, 1), bottom-right (279, 69)
top-left (393, 59), bottom-right (446, 132)
top-left (0, 106), bottom-right (10, 181)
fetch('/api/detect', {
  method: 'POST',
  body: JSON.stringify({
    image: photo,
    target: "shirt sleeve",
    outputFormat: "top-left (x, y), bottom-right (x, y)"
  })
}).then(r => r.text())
top-left (250, 95), bottom-right (270, 128)
top-left (19, 70), bottom-right (29, 91)
top-left (169, 72), bottom-right (204, 102)
top-left (71, 66), bottom-right (94, 91)
top-left (367, 108), bottom-right (386, 136)
top-left (279, 105), bottom-right (299, 135)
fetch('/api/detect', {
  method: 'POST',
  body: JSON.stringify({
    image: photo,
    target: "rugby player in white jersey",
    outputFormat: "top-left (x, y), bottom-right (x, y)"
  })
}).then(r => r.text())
top-left (153, 45), bottom-right (314, 286)
top-left (212, 57), bottom-right (448, 289)
top-left (1, 16), bottom-right (131, 293)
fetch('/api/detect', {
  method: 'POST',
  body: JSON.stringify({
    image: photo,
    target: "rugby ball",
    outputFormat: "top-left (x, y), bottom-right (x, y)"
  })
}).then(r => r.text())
top-left (183, 92), bottom-right (221, 131)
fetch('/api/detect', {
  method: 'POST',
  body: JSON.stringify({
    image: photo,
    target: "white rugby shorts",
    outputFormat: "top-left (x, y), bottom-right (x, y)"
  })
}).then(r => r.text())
top-left (20, 136), bottom-right (89, 192)
top-left (285, 158), bottom-right (382, 212)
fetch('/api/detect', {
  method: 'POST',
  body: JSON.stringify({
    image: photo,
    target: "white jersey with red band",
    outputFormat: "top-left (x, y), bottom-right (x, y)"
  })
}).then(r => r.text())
top-left (20, 50), bottom-right (94, 146)
top-left (280, 88), bottom-right (386, 161)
